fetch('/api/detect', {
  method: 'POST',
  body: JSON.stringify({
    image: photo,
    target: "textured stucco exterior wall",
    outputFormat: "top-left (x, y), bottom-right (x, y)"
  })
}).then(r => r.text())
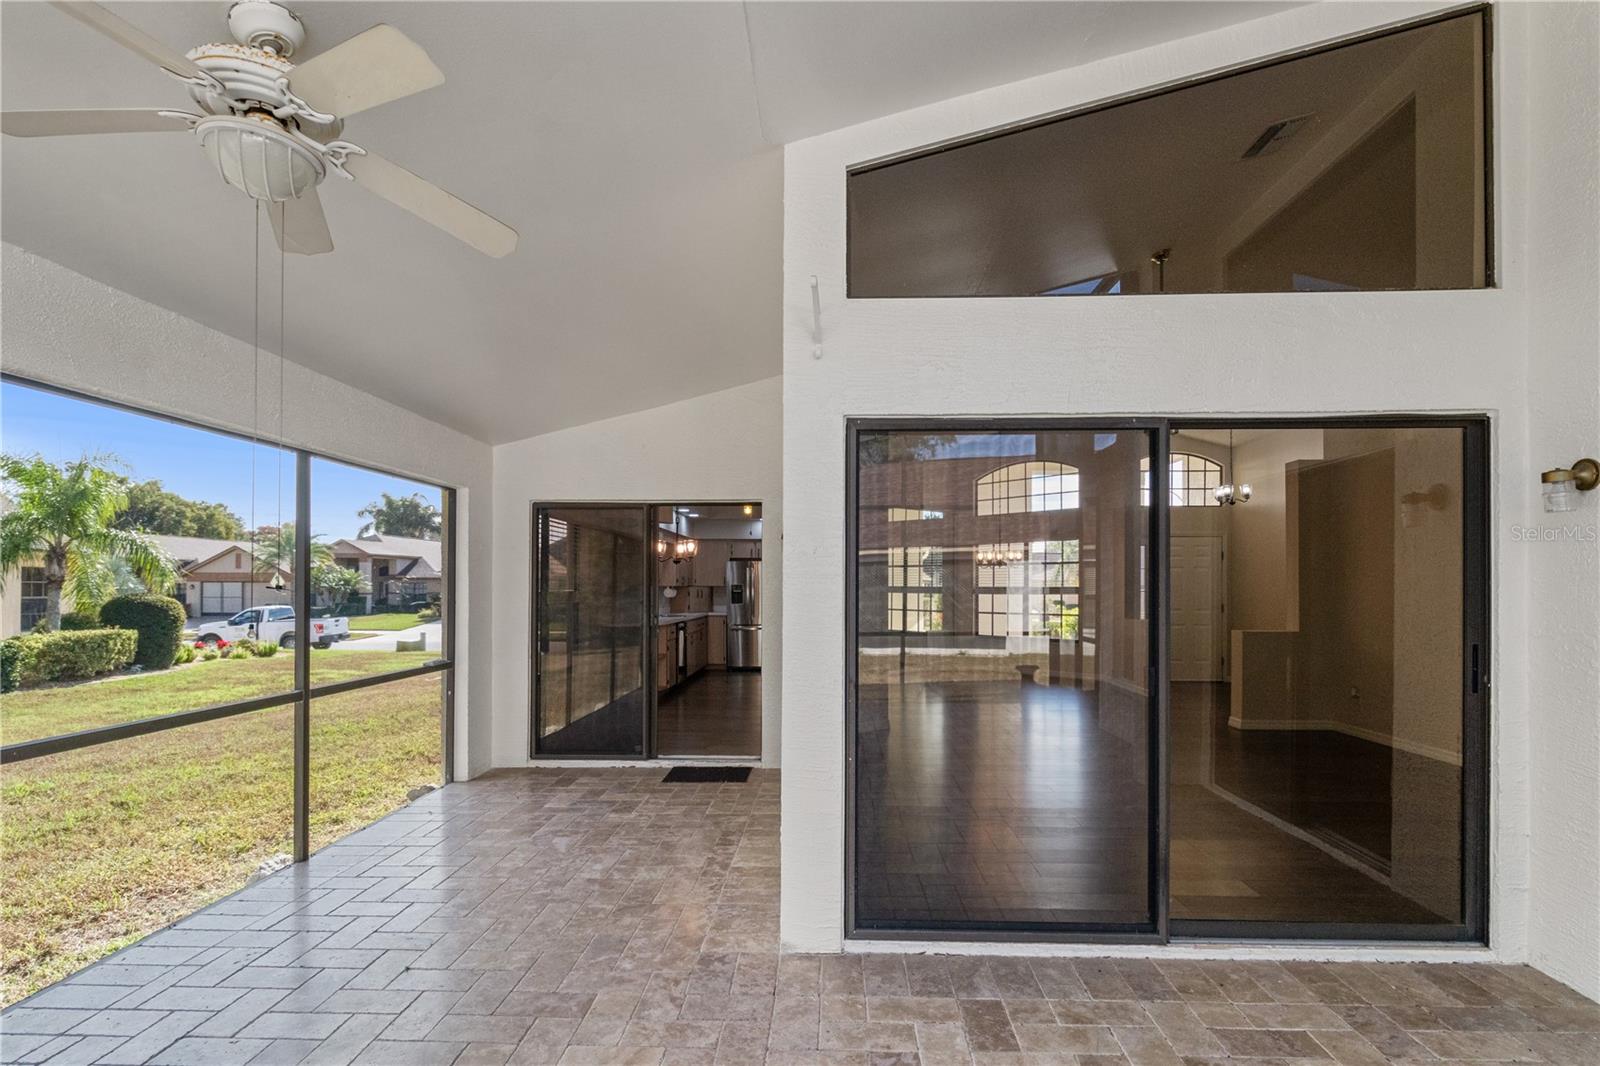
top-left (490, 375), bottom-right (783, 768)
top-left (777, 0), bottom-right (1599, 991)
top-left (0, 243), bottom-right (497, 780)
top-left (1520, 0), bottom-right (1600, 1001)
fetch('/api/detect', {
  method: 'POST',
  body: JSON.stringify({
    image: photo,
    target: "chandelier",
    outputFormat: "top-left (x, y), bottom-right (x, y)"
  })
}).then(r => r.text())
top-left (976, 545), bottom-right (1024, 566)
top-left (1214, 429), bottom-right (1253, 505)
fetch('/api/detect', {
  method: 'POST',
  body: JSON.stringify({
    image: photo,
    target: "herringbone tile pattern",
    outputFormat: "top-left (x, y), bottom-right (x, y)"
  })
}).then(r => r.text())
top-left (3, 768), bottom-right (1597, 1065)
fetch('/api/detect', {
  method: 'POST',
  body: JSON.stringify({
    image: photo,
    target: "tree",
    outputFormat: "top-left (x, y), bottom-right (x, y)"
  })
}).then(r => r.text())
top-left (310, 562), bottom-right (367, 607)
top-left (0, 454), bottom-right (177, 630)
top-left (357, 492), bottom-right (441, 539)
top-left (113, 479), bottom-right (244, 538)
top-left (251, 522), bottom-right (332, 577)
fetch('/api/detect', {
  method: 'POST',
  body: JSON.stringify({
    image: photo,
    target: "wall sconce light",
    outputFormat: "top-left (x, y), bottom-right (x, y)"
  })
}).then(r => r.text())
top-left (672, 538), bottom-right (699, 563)
top-left (1401, 483), bottom-right (1451, 528)
top-left (1541, 458), bottom-right (1599, 513)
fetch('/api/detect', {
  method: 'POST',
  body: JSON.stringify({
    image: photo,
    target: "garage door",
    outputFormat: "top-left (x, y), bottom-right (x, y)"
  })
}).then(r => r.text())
top-left (201, 581), bottom-right (244, 615)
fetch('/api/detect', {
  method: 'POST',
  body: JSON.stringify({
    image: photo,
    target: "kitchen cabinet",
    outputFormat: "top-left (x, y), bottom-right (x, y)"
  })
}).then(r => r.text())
top-left (686, 616), bottom-right (708, 675)
top-left (729, 540), bottom-right (761, 560)
top-left (708, 614), bottom-right (726, 667)
top-left (656, 625), bottom-right (673, 691)
top-left (692, 539), bottom-right (730, 588)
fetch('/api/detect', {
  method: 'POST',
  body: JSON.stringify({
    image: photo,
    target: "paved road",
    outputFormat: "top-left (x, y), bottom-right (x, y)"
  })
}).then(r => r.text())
top-left (330, 621), bottom-right (443, 652)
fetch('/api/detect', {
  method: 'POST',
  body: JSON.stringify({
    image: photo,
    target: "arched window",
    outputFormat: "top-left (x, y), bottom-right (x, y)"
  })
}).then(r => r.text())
top-left (1140, 453), bottom-right (1224, 507)
top-left (976, 461), bottom-right (1079, 515)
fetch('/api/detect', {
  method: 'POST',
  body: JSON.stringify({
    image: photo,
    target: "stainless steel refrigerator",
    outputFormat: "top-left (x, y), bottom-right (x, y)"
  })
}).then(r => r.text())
top-left (726, 559), bottom-right (761, 670)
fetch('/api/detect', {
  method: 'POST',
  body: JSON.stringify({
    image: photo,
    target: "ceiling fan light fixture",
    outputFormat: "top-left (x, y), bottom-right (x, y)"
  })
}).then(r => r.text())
top-left (196, 114), bottom-right (322, 202)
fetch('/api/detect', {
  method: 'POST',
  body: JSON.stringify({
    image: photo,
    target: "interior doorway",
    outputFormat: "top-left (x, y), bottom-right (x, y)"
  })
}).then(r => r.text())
top-left (652, 503), bottom-right (763, 759)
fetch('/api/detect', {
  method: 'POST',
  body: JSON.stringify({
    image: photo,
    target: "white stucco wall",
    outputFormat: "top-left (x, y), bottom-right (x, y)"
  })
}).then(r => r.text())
top-left (1520, 0), bottom-right (1600, 1001)
top-left (490, 375), bottom-right (783, 767)
top-left (0, 243), bottom-right (497, 781)
top-left (780, 0), bottom-right (1598, 996)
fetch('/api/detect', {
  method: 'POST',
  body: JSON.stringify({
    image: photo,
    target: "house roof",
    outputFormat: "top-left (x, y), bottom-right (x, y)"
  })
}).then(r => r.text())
top-left (148, 535), bottom-right (249, 568)
top-left (331, 534), bottom-right (443, 573)
top-left (148, 535), bottom-right (290, 578)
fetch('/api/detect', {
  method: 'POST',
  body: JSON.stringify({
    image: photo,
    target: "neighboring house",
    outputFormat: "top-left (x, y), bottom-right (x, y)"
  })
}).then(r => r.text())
top-left (330, 534), bottom-right (442, 611)
top-left (0, 533), bottom-right (292, 636)
top-left (149, 535), bottom-right (291, 620)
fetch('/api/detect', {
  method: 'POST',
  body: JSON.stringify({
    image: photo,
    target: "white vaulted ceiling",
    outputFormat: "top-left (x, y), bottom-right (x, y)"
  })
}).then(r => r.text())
top-left (1, 2), bottom-right (1295, 444)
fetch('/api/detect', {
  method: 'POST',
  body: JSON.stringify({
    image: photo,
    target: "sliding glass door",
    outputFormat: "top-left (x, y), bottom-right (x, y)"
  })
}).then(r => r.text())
top-left (846, 417), bottom-right (1487, 943)
top-left (1166, 421), bottom-right (1487, 939)
top-left (534, 505), bottom-right (649, 756)
top-left (848, 423), bottom-right (1159, 937)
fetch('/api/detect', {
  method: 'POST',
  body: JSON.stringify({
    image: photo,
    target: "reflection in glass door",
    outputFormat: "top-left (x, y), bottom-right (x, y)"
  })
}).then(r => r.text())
top-left (849, 424), bottom-right (1157, 936)
top-left (534, 506), bottom-right (649, 756)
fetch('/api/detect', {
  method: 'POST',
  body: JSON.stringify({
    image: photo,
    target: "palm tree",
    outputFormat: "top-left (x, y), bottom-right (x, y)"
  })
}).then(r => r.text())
top-left (0, 454), bottom-right (176, 630)
top-left (251, 522), bottom-right (332, 579)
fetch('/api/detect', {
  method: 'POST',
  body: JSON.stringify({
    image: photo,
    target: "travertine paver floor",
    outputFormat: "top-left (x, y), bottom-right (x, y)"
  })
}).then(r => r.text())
top-left (3, 768), bottom-right (1598, 1065)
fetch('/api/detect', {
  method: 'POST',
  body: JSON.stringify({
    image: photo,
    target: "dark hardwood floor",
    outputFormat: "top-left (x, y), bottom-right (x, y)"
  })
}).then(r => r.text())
top-left (656, 668), bottom-right (762, 757)
top-left (853, 678), bottom-right (1459, 930)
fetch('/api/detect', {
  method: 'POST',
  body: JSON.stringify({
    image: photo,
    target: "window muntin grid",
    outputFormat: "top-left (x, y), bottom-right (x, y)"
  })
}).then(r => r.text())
top-left (976, 461), bottom-right (1079, 515)
top-left (975, 539), bottom-right (1080, 637)
top-left (1140, 452), bottom-right (1224, 507)
top-left (886, 507), bottom-right (945, 522)
top-left (886, 546), bottom-right (943, 632)
top-left (19, 565), bottom-right (47, 631)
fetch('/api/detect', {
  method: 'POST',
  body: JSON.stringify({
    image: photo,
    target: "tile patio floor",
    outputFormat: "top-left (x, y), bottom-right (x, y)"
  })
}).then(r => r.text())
top-left (3, 768), bottom-right (1597, 1065)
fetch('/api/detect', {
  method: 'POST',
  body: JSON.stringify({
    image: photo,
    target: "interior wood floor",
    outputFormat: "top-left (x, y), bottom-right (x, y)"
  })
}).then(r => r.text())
top-left (855, 678), bottom-right (1456, 929)
top-left (657, 669), bottom-right (762, 758)
top-left (5, 768), bottom-right (1594, 1066)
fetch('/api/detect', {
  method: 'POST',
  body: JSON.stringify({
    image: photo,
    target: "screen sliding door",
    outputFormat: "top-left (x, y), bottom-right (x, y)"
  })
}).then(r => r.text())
top-left (534, 505), bottom-right (649, 757)
top-left (848, 423), bottom-right (1159, 937)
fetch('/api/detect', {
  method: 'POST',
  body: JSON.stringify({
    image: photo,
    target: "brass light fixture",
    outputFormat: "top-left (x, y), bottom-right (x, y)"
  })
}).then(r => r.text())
top-left (1541, 458), bottom-right (1599, 513)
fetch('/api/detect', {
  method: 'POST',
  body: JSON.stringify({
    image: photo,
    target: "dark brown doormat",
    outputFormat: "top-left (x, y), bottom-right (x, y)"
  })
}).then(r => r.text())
top-left (662, 766), bottom-right (752, 783)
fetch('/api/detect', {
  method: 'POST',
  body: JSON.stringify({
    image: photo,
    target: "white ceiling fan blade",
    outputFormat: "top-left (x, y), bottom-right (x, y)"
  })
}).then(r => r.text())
top-left (288, 26), bottom-right (444, 119)
top-left (1, 108), bottom-right (191, 138)
top-left (51, 2), bottom-right (206, 79)
top-left (343, 151), bottom-right (517, 258)
top-left (269, 189), bottom-right (334, 256)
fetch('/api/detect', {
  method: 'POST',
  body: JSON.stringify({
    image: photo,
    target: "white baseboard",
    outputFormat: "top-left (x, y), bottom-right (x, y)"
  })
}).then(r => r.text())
top-left (1226, 716), bottom-right (1462, 766)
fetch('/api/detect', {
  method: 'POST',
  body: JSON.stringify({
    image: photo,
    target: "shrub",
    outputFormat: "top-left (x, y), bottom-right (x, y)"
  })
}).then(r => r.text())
top-left (172, 643), bottom-right (197, 665)
top-left (232, 638), bottom-right (258, 657)
top-left (255, 642), bottom-right (279, 658)
top-left (99, 594), bottom-right (187, 670)
top-left (218, 645), bottom-right (236, 659)
top-left (0, 639), bottom-right (22, 694)
top-left (417, 605), bottom-right (440, 622)
top-left (201, 648), bottom-right (219, 662)
top-left (60, 609), bottom-right (101, 631)
top-left (10, 628), bottom-right (137, 686)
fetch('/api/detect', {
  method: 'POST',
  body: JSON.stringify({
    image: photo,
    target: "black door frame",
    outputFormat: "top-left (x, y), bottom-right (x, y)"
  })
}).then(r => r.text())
top-left (529, 499), bottom-right (768, 761)
top-left (843, 415), bottom-right (1490, 945)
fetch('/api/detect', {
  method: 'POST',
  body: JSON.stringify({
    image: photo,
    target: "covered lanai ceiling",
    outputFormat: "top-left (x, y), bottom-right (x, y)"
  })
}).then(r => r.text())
top-left (3, 2), bottom-right (1295, 444)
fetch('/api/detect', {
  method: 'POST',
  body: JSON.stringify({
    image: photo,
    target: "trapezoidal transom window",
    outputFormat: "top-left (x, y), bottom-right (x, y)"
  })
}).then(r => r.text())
top-left (847, 9), bottom-right (1489, 297)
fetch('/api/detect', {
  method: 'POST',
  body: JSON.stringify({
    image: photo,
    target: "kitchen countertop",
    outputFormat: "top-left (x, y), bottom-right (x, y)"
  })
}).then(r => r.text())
top-left (657, 611), bottom-right (724, 623)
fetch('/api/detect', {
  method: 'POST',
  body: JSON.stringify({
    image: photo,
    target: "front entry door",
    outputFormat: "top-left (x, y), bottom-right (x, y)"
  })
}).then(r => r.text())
top-left (1170, 536), bottom-right (1222, 682)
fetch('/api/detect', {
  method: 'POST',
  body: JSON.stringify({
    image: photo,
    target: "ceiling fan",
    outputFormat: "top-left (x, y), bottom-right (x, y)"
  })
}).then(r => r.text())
top-left (1, 1), bottom-right (517, 258)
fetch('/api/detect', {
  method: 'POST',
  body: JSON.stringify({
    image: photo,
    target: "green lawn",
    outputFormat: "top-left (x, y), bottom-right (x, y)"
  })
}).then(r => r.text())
top-left (1, 650), bottom-right (440, 745)
top-left (343, 612), bottom-right (427, 631)
top-left (0, 655), bottom-right (444, 1005)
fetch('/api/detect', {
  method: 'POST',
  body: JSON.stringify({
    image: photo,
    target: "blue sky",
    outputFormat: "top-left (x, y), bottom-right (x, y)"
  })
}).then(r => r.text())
top-left (1, 381), bottom-right (440, 542)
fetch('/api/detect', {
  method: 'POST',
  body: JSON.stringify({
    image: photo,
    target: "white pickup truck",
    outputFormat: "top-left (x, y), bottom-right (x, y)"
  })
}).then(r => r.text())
top-left (193, 606), bottom-right (350, 650)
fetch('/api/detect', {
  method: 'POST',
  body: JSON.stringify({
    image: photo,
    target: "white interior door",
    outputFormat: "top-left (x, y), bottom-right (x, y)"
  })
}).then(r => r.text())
top-left (1170, 536), bottom-right (1223, 682)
